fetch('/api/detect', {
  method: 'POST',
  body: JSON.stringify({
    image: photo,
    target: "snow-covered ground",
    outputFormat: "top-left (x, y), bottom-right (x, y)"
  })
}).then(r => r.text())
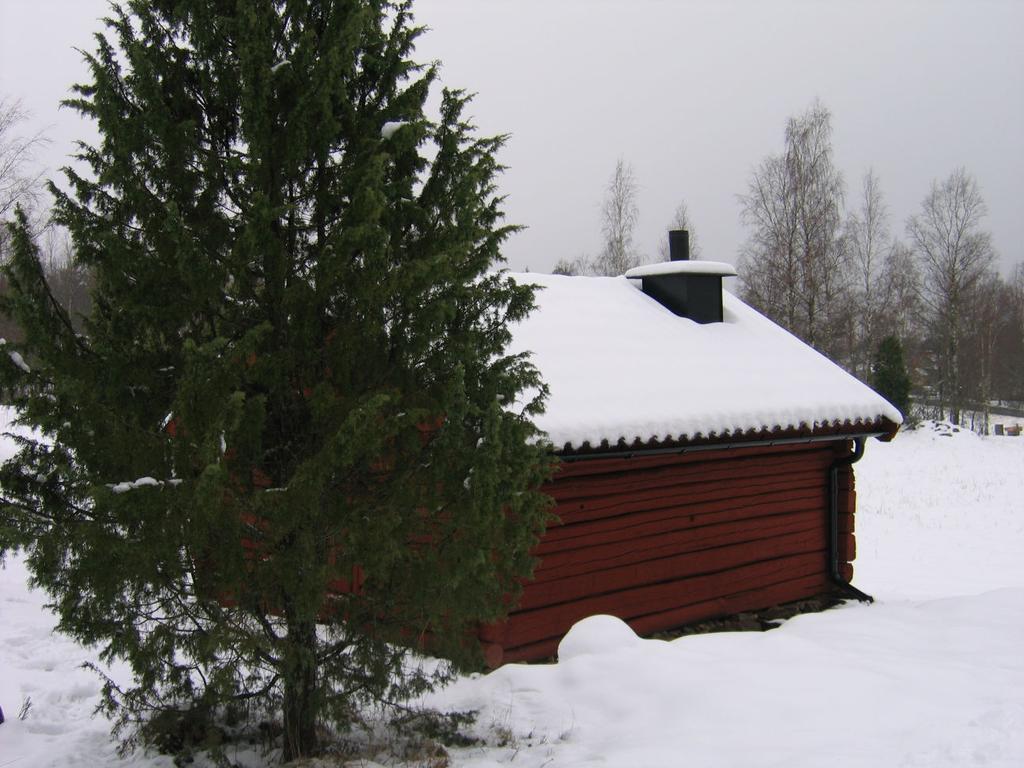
top-left (2, 417), bottom-right (1023, 767)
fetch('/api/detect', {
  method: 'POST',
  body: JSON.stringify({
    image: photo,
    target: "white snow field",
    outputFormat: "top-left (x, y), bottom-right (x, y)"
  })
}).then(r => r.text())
top-left (1, 416), bottom-right (1023, 767)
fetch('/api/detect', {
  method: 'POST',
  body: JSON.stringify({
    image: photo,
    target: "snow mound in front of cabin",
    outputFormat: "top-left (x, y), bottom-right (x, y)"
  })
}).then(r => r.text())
top-left (557, 615), bottom-right (641, 660)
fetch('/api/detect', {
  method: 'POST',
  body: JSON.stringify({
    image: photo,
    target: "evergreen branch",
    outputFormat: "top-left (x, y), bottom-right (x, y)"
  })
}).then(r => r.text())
top-left (315, 637), bottom-right (353, 666)
top-left (229, 673), bottom-right (281, 702)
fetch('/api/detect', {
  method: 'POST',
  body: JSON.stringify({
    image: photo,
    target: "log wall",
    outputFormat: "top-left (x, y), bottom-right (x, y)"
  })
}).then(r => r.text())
top-left (483, 440), bottom-right (857, 665)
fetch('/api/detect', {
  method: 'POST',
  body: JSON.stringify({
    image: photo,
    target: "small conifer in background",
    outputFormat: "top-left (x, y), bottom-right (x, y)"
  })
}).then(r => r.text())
top-left (872, 335), bottom-right (913, 420)
top-left (0, 0), bottom-right (553, 761)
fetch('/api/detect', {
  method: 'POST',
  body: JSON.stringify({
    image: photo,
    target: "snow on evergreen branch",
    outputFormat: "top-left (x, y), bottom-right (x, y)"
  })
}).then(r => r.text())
top-left (108, 477), bottom-right (183, 494)
top-left (381, 121), bottom-right (410, 139)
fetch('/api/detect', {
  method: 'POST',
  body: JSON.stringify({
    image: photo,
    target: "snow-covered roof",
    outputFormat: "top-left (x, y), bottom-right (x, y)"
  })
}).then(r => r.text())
top-left (509, 273), bottom-right (902, 453)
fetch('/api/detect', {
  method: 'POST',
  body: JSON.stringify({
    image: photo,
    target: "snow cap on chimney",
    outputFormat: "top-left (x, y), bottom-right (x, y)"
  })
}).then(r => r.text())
top-left (625, 230), bottom-right (736, 323)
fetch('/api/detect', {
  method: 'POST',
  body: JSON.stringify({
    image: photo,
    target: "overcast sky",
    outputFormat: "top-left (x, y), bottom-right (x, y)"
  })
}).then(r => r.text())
top-left (2, 0), bottom-right (1021, 275)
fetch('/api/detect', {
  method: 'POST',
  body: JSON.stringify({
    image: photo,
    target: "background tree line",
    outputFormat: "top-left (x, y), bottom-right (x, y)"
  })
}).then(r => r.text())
top-left (739, 101), bottom-right (1023, 428)
top-left (5, 90), bottom-right (1022, 429)
top-left (556, 102), bottom-right (1022, 430)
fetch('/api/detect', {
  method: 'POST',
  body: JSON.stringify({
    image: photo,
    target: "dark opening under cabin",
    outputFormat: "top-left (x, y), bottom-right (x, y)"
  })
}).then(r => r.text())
top-left (479, 231), bottom-right (901, 666)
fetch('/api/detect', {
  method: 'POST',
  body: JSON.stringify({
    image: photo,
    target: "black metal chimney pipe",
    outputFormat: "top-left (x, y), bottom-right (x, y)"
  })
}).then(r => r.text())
top-left (669, 230), bottom-right (690, 262)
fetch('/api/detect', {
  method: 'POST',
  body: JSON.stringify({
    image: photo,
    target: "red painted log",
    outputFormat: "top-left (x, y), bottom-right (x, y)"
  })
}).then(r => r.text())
top-left (504, 551), bottom-right (826, 648)
top-left (627, 572), bottom-right (830, 637)
top-left (551, 472), bottom-right (828, 528)
top-left (838, 532), bottom-right (856, 562)
top-left (549, 450), bottom-right (832, 500)
top-left (547, 451), bottom-right (834, 503)
top-left (550, 472), bottom-right (828, 528)
top-left (478, 620), bottom-right (507, 644)
top-left (482, 643), bottom-right (505, 669)
top-left (533, 511), bottom-right (822, 582)
top-left (551, 442), bottom-right (834, 480)
top-left (538, 488), bottom-right (825, 551)
top-left (518, 528), bottom-right (825, 612)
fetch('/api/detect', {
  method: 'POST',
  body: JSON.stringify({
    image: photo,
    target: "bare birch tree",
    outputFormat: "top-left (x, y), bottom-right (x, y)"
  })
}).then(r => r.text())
top-left (843, 169), bottom-right (891, 379)
top-left (876, 241), bottom-right (924, 360)
top-left (845, 170), bottom-right (888, 308)
top-left (1000, 264), bottom-right (1024, 402)
top-left (738, 101), bottom-right (848, 358)
top-left (962, 269), bottom-right (1010, 432)
top-left (592, 157), bottom-right (641, 275)
top-left (551, 255), bottom-right (589, 276)
top-left (906, 167), bottom-right (996, 423)
top-left (40, 225), bottom-right (92, 331)
top-left (0, 98), bottom-right (50, 343)
top-left (0, 97), bottom-right (48, 224)
top-left (657, 201), bottom-right (702, 260)
top-left (554, 158), bottom-right (642, 277)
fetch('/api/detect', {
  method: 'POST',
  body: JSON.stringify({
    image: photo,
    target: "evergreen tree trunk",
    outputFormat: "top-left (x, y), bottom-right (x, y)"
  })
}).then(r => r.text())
top-left (283, 617), bottom-right (320, 761)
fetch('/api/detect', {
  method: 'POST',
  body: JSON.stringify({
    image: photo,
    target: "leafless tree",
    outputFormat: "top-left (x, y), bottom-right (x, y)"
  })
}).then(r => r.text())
top-left (551, 255), bottom-right (588, 276)
top-left (997, 264), bottom-right (1024, 403)
top-left (961, 269), bottom-right (1011, 432)
top-left (962, 264), bottom-right (1024, 411)
top-left (592, 158), bottom-right (642, 275)
top-left (845, 170), bottom-right (888, 308)
top-left (657, 201), bottom-right (702, 261)
top-left (842, 169), bottom-right (891, 379)
top-left (875, 241), bottom-right (924, 357)
top-left (552, 159), bottom-right (642, 277)
top-left (0, 224), bottom-right (93, 345)
top-left (41, 226), bottom-right (92, 331)
top-left (0, 98), bottom-right (51, 344)
top-left (906, 168), bottom-right (996, 423)
top-left (738, 101), bottom-right (848, 358)
top-left (0, 97), bottom-right (48, 225)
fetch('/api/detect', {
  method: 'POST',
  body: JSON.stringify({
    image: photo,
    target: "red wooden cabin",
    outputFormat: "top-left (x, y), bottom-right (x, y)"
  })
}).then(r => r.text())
top-left (479, 231), bottom-right (900, 666)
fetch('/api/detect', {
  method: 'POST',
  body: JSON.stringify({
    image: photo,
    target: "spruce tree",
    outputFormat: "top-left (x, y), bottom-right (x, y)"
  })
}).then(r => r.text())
top-left (872, 335), bottom-right (912, 419)
top-left (0, 1), bottom-right (553, 760)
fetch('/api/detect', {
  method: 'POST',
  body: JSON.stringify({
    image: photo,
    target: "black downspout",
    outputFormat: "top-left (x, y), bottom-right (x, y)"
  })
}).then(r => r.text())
top-left (828, 437), bottom-right (873, 603)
